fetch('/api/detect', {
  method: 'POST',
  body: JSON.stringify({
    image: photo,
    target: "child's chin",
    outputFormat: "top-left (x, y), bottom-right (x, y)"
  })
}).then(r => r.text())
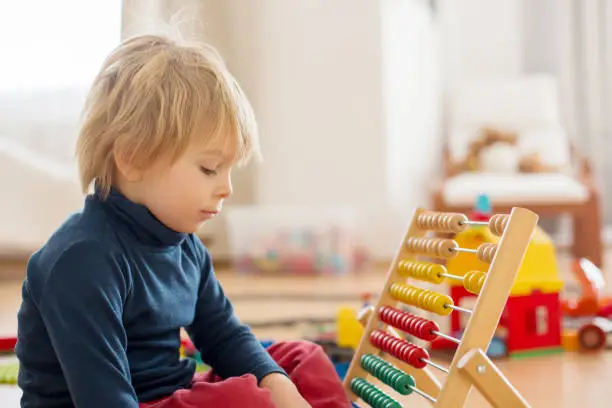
top-left (192, 221), bottom-right (209, 231)
top-left (172, 222), bottom-right (200, 235)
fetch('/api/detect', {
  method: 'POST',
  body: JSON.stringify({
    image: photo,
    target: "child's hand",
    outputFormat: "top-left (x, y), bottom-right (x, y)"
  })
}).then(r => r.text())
top-left (260, 373), bottom-right (312, 408)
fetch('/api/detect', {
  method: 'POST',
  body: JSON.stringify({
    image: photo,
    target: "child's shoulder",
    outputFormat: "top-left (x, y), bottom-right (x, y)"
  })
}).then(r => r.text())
top-left (36, 201), bottom-right (116, 260)
top-left (25, 200), bottom-right (124, 294)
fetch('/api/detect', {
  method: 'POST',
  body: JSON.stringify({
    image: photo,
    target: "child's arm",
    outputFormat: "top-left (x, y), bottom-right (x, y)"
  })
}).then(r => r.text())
top-left (185, 237), bottom-right (286, 382)
top-left (35, 241), bottom-right (139, 408)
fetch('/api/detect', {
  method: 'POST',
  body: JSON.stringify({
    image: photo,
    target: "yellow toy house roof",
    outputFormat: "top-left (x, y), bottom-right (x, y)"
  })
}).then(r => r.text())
top-left (446, 225), bottom-right (563, 296)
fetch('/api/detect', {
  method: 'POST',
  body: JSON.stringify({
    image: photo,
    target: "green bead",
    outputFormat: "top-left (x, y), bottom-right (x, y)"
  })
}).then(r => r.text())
top-left (360, 354), bottom-right (415, 395)
top-left (350, 377), bottom-right (402, 408)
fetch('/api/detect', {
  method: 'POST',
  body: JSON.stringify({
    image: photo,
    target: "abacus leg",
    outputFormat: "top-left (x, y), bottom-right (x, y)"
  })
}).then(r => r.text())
top-left (457, 349), bottom-right (530, 408)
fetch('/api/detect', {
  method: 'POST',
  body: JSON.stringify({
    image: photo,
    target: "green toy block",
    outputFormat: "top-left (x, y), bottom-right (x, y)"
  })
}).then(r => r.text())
top-left (0, 361), bottom-right (19, 384)
top-left (509, 347), bottom-right (564, 359)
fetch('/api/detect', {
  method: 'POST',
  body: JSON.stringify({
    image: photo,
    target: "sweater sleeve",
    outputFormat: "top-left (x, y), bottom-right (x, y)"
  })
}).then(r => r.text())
top-left (185, 237), bottom-right (286, 382)
top-left (38, 240), bottom-right (139, 408)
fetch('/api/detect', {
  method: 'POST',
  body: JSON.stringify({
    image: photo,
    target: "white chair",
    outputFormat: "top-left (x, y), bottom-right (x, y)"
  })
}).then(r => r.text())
top-left (431, 74), bottom-right (603, 267)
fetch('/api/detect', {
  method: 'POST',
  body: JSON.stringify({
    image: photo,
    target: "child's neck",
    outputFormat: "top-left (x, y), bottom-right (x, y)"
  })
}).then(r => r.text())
top-left (112, 177), bottom-right (148, 208)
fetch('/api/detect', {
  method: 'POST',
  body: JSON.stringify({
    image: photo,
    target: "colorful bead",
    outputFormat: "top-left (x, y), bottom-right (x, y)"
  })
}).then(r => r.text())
top-left (396, 260), bottom-right (446, 284)
top-left (415, 212), bottom-right (468, 233)
top-left (378, 306), bottom-right (439, 341)
top-left (350, 377), bottom-right (402, 408)
top-left (463, 270), bottom-right (488, 294)
top-left (369, 330), bottom-right (429, 369)
top-left (404, 237), bottom-right (458, 259)
top-left (389, 283), bottom-right (453, 316)
top-left (360, 354), bottom-right (415, 395)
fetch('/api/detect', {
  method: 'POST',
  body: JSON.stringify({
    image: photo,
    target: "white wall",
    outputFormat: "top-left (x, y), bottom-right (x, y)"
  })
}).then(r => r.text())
top-left (439, 0), bottom-right (524, 85)
top-left (226, 0), bottom-right (441, 259)
top-left (381, 0), bottom-right (442, 255)
top-left (245, 0), bottom-right (387, 209)
top-left (121, 0), bottom-right (528, 260)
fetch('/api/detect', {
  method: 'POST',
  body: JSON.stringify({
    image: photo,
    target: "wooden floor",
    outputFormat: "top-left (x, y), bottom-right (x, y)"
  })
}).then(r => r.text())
top-left (0, 249), bottom-right (611, 407)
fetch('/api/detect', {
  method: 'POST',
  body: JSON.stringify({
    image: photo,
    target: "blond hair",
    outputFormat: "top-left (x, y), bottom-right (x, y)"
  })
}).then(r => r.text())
top-left (75, 34), bottom-right (260, 197)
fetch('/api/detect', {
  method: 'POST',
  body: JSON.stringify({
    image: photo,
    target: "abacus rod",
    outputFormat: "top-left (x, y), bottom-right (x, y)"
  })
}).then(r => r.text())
top-left (445, 304), bottom-right (473, 314)
top-left (432, 330), bottom-right (461, 345)
top-left (460, 220), bottom-right (488, 226)
top-left (440, 273), bottom-right (464, 281)
top-left (410, 385), bottom-right (438, 403)
top-left (422, 358), bottom-right (449, 374)
top-left (452, 247), bottom-right (477, 254)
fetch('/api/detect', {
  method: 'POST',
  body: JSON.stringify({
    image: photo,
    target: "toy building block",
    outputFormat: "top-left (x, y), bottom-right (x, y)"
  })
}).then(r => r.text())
top-left (0, 336), bottom-right (17, 353)
top-left (471, 194), bottom-right (493, 222)
top-left (446, 224), bottom-right (563, 296)
top-left (337, 307), bottom-right (364, 349)
top-left (0, 361), bottom-right (18, 384)
top-left (504, 291), bottom-right (563, 356)
top-left (561, 330), bottom-right (580, 351)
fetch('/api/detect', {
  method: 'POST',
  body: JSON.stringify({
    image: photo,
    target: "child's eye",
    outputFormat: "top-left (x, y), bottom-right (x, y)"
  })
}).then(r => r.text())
top-left (199, 166), bottom-right (217, 176)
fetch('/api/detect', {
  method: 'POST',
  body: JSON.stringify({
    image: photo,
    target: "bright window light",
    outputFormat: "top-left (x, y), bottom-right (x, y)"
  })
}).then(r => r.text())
top-left (0, 1), bottom-right (122, 91)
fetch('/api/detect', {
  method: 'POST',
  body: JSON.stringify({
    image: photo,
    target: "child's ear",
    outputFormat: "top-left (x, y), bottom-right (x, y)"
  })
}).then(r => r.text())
top-left (113, 145), bottom-right (143, 182)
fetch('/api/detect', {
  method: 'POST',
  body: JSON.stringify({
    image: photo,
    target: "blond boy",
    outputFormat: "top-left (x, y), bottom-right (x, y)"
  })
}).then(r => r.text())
top-left (15, 35), bottom-right (351, 408)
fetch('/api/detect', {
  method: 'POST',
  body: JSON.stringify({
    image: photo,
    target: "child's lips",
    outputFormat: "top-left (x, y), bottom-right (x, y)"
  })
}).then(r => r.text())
top-left (200, 209), bottom-right (219, 218)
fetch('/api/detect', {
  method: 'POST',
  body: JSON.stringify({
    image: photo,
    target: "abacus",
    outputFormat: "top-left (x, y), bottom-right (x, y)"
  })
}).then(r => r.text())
top-left (343, 207), bottom-right (538, 408)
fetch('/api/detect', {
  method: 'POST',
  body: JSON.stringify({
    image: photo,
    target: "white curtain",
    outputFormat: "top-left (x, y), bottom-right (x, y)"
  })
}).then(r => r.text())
top-left (568, 0), bottom-right (612, 226)
top-left (523, 0), bottom-right (612, 226)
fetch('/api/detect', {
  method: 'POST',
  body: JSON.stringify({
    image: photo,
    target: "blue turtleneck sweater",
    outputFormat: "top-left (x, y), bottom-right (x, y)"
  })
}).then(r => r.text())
top-left (15, 187), bottom-right (285, 408)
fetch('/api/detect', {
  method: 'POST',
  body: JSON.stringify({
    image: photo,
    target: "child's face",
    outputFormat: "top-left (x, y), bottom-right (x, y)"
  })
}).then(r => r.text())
top-left (128, 136), bottom-right (236, 234)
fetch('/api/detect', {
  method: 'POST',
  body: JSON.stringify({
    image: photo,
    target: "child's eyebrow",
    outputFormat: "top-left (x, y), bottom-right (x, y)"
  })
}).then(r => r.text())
top-left (197, 149), bottom-right (235, 162)
top-left (198, 149), bottom-right (224, 157)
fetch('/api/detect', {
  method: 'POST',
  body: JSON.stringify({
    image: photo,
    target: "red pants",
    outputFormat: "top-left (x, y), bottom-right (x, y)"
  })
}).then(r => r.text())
top-left (139, 340), bottom-right (352, 408)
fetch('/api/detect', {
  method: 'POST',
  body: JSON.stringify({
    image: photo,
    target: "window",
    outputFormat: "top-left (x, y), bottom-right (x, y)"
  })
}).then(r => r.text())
top-left (0, 1), bottom-right (122, 159)
top-left (0, 1), bottom-right (122, 91)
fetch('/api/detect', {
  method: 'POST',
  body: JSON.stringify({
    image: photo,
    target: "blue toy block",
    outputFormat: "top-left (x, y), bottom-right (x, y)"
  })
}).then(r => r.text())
top-left (260, 340), bottom-right (275, 349)
top-left (487, 337), bottom-right (507, 358)
top-left (334, 361), bottom-right (349, 380)
top-left (475, 193), bottom-right (492, 213)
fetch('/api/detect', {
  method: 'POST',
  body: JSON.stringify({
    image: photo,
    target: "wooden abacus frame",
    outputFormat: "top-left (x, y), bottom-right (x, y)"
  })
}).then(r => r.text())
top-left (343, 207), bottom-right (538, 408)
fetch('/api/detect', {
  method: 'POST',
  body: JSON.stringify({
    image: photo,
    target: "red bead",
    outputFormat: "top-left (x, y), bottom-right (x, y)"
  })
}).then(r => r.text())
top-left (377, 306), bottom-right (440, 342)
top-left (369, 329), bottom-right (429, 369)
top-left (408, 347), bottom-right (428, 368)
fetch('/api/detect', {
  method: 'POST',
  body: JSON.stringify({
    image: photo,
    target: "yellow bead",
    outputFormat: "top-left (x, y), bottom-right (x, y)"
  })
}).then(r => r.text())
top-left (434, 294), bottom-right (453, 316)
top-left (389, 283), bottom-right (452, 316)
top-left (463, 270), bottom-right (487, 295)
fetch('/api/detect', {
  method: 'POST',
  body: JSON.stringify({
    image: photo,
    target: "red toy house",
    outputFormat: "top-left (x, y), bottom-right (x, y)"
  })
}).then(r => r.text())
top-left (504, 291), bottom-right (562, 355)
top-left (431, 285), bottom-right (562, 358)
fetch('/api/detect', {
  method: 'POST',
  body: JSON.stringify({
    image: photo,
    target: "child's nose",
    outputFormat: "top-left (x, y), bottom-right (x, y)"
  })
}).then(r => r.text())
top-left (217, 179), bottom-right (233, 198)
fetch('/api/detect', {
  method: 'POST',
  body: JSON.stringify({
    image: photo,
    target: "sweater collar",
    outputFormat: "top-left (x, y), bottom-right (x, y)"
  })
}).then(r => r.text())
top-left (97, 185), bottom-right (187, 247)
